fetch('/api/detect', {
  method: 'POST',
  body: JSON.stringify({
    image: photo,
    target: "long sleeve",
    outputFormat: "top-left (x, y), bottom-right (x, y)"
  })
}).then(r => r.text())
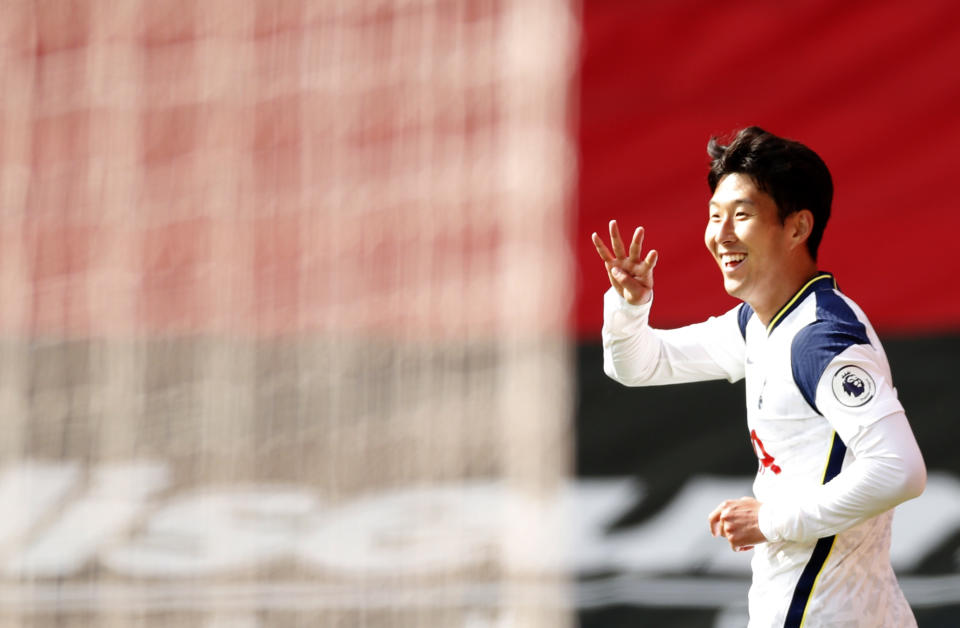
top-left (758, 410), bottom-right (926, 544)
top-left (602, 288), bottom-right (746, 386)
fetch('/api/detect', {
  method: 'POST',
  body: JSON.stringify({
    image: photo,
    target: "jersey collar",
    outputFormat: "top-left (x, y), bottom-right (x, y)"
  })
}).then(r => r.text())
top-left (766, 272), bottom-right (837, 334)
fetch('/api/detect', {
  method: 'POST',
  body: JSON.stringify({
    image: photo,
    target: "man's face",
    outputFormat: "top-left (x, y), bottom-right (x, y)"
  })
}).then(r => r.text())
top-left (704, 173), bottom-right (793, 307)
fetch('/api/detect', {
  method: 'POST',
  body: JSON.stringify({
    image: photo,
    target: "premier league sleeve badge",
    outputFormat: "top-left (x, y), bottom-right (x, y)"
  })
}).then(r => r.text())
top-left (831, 365), bottom-right (876, 407)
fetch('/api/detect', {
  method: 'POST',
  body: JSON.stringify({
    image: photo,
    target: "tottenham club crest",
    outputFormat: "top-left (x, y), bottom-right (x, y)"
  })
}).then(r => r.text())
top-left (831, 365), bottom-right (876, 407)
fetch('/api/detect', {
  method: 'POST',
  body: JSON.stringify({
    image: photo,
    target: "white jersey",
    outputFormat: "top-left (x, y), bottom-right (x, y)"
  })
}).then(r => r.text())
top-left (602, 273), bottom-right (922, 628)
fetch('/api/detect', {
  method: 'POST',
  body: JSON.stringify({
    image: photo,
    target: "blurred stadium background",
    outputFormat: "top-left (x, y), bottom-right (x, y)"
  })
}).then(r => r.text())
top-left (0, 1), bottom-right (957, 627)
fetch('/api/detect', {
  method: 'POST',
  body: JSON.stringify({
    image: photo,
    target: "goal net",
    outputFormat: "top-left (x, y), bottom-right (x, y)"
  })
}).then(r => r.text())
top-left (0, 1), bottom-right (578, 626)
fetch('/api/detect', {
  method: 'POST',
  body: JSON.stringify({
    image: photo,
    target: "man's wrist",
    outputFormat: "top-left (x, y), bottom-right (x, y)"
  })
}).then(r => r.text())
top-left (757, 502), bottom-right (782, 543)
top-left (605, 287), bottom-right (652, 313)
top-left (603, 287), bottom-right (652, 334)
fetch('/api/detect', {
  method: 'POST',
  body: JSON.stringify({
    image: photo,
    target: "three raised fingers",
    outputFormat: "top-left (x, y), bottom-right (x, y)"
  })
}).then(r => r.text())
top-left (594, 222), bottom-right (647, 263)
top-left (594, 221), bottom-right (657, 283)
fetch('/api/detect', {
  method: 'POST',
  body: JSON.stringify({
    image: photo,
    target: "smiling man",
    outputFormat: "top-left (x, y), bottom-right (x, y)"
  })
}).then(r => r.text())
top-left (592, 127), bottom-right (927, 627)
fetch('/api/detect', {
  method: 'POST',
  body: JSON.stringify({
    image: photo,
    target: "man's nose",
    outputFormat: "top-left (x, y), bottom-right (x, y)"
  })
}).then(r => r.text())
top-left (716, 216), bottom-right (737, 244)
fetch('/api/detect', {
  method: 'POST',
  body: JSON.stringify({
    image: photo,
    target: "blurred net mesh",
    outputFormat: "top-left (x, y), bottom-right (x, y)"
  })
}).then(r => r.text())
top-left (0, 1), bottom-right (577, 626)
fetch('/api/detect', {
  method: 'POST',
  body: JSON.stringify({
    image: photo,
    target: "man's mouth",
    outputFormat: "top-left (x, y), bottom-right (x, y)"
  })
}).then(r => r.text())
top-left (720, 253), bottom-right (746, 270)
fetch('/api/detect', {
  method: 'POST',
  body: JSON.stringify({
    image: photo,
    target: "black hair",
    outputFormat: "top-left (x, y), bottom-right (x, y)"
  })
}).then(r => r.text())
top-left (707, 126), bottom-right (833, 260)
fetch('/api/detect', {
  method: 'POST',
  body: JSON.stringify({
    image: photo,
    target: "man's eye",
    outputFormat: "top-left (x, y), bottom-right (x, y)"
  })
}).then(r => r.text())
top-left (735, 211), bottom-right (749, 218)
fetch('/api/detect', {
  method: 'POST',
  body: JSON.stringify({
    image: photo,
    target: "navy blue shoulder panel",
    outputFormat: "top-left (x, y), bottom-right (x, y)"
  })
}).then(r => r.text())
top-left (791, 290), bottom-right (870, 414)
top-left (737, 302), bottom-right (754, 339)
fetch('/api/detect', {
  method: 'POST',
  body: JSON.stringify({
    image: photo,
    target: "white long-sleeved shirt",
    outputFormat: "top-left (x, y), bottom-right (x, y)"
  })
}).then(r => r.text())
top-left (602, 273), bottom-right (926, 628)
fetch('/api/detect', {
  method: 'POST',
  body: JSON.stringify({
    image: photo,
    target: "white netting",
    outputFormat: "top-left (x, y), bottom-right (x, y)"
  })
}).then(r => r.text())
top-left (0, 1), bottom-right (578, 626)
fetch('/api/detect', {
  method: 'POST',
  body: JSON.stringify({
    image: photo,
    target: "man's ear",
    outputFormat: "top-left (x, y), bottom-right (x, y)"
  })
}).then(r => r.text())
top-left (788, 209), bottom-right (814, 249)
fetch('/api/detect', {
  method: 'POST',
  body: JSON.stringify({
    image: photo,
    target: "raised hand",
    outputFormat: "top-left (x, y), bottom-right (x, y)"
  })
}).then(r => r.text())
top-left (592, 220), bottom-right (658, 306)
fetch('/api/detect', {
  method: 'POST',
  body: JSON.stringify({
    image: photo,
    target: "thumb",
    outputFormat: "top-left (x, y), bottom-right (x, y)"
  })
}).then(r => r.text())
top-left (612, 266), bottom-right (651, 305)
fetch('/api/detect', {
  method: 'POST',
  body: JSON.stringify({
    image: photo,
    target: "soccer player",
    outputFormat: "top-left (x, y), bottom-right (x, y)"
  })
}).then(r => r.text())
top-left (592, 127), bottom-right (927, 627)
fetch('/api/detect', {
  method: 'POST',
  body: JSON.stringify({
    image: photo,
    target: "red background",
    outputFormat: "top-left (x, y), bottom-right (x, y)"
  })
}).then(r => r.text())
top-left (574, 0), bottom-right (960, 338)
